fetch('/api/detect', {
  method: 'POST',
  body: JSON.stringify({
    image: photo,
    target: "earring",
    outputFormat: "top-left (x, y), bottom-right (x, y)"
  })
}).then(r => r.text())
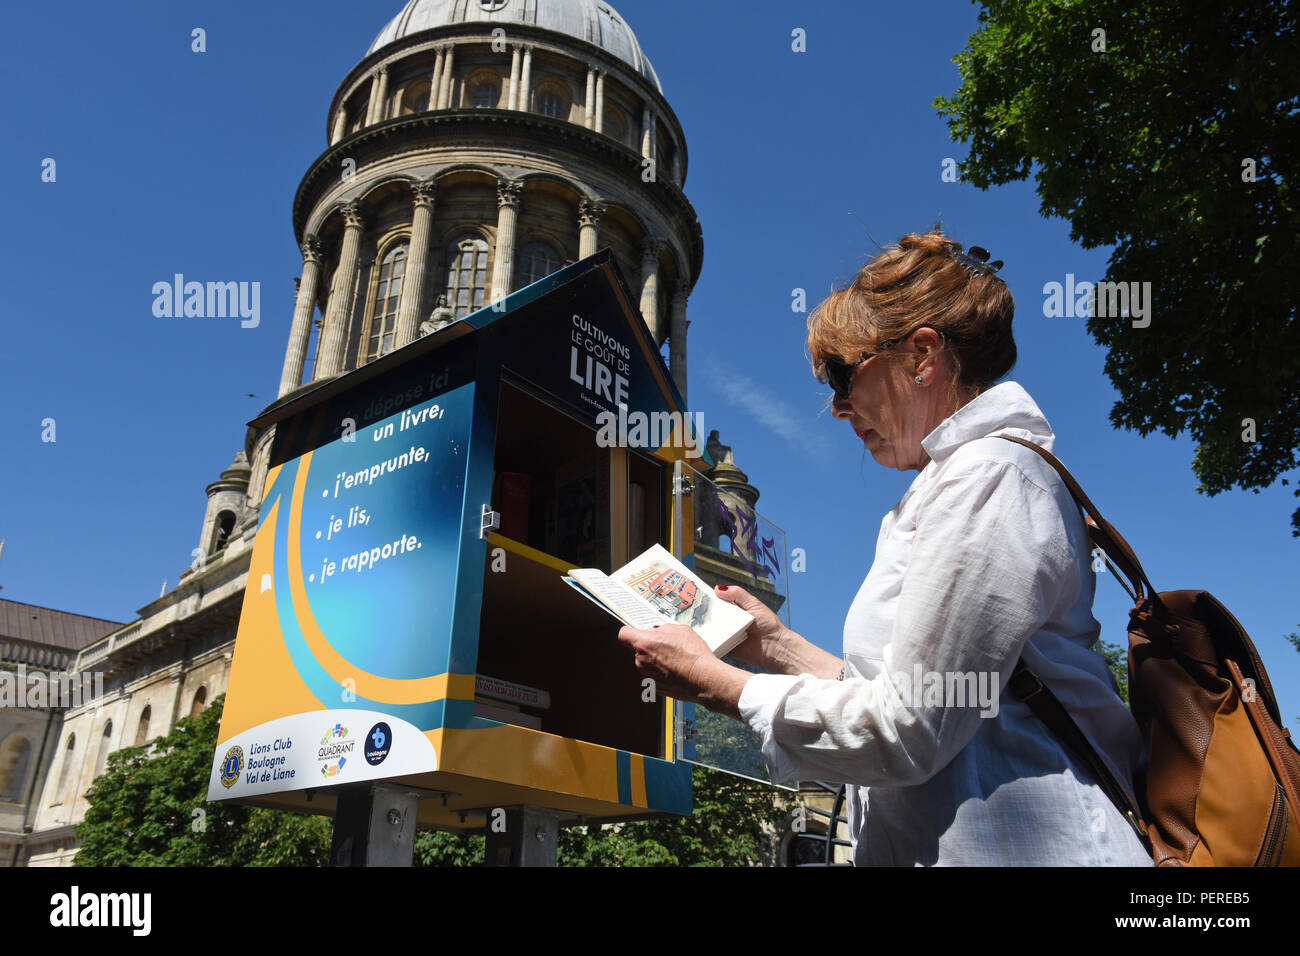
top-left (915, 375), bottom-right (924, 384)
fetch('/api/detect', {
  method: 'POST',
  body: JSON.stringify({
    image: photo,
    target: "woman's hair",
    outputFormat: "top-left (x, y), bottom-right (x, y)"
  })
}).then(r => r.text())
top-left (807, 229), bottom-right (1017, 410)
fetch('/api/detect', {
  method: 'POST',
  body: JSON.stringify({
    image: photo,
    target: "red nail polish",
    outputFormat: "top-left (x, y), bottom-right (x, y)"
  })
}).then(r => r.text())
top-left (653, 624), bottom-right (661, 628)
top-left (717, 585), bottom-right (729, 591)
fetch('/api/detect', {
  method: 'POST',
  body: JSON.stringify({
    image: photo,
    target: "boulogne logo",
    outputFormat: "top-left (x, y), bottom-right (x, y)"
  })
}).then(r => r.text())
top-left (219, 746), bottom-right (244, 789)
top-left (365, 721), bottom-right (392, 766)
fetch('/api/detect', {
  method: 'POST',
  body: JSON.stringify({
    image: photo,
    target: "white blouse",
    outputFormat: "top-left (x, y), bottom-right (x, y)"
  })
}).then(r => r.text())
top-left (738, 380), bottom-right (1153, 865)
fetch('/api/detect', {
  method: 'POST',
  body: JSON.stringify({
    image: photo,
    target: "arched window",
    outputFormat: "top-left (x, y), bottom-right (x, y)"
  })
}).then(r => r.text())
top-left (211, 509), bottom-right (236, 553)
top-left (0, 735), bottom-right (33, 802)
top-left (537, 90), bottom-right (564, 118)
top-left (472, 80), bottom-right (500, 108)
top-left (516, 241), bottom-right (561, 288)
top-left (135, 705), bottom-right (152, 748)
top-left (602, 105), bottom-right (627, 145)
top-left (444, 235), bottom-right (489, 319)
top-left (92, 721), bottom-right (113, 781)
top-left (191, 686), bottom-right (208, 719)
top-left (53, 734), bottom-right (75, 805)
top-left (401, 80), bottom-right (431, 114)
top-left (365, 242), bottom-right (408, 362)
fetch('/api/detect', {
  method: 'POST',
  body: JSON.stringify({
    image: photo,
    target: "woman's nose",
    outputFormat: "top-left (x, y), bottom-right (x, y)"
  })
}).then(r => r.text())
top-left (831, 394), bottom-right (852, 419)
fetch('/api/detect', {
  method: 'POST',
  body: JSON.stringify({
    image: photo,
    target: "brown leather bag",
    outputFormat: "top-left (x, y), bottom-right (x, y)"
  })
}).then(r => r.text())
top-left (998, 435), bottom-right (1300, 866)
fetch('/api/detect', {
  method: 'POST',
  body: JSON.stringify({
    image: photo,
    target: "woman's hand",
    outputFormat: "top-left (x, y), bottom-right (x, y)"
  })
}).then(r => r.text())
top-left (616, 623), bottom-right (750, 720)
top-left (714, 585), bottom-right (843, 679)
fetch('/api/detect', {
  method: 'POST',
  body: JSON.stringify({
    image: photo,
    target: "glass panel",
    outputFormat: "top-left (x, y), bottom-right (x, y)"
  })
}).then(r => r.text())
top-left (671, 459), bottom-right (795, 788)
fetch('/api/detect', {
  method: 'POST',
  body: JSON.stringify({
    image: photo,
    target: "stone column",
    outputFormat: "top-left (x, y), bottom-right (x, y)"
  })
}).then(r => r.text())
top-left (372, 66), bottom-right (389, 123)
top-left (279, 235), bottom-right (324, 397)
top-left (594, 70), bottom-right (605, 133)
top-left (672, 149), bottom-right (682, 185)
top-left (395, 181), bottom-right (437, 349)
top-left (519, 45), bottom-right (533, 111)
top-left (490, 179), bottom-right (523, 302)
top-left (639, 237), bottom-right (663, 340)
top-left (430, 48), bottom-right (445, 109)
top-left (670, 288), bottom-right (689, 404)
top-left (436, 44), bottom-right (456, 109)
top-left (507, 45), bottom-right (522, 109)
top-left (641, 106), bottom-right (652, 158)
top-left (314, 203), bottom-right (364, 381)
top-left (331, 107), bottom-right (348, 145)
top-left (584, 66), bottom-right (596, 129)
top-left (364, 70), bottom-right (380, 124)
top-left (577, 200), bottom-right (605, 259)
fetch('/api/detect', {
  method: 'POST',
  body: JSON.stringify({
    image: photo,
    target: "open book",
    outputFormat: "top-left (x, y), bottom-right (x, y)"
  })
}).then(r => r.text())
top-left (563, 543), bottom-right (754, 657)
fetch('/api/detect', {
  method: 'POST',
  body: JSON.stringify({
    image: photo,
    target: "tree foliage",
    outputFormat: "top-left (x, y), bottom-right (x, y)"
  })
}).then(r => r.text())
top-left (75, 694), bottom-right (331, 866)
top-left (1095, 638), bottom-right (1130, 705)
top-left (934, 0), bottom-right (1300, 533)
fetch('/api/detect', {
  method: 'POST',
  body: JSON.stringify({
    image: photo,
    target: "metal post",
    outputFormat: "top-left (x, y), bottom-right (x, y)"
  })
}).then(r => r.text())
top-left (329, 783), bottom-right (423, 866)
top-left (482, 805), bottom-right (561, 866)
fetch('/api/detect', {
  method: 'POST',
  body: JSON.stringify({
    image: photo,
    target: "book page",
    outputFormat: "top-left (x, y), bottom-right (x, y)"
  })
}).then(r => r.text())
top-left (611, 544), bottom-right (753, 654)
top-left (567, 569), bottom-right (667, 630)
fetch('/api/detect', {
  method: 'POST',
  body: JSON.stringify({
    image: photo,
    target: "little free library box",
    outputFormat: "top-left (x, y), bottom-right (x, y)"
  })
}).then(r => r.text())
top-left (206, 251), bottom-right (725, 831)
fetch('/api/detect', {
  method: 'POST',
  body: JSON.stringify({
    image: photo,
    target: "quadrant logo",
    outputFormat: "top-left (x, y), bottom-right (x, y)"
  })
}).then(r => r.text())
top-left (318, 723), bottom-right (354, 778)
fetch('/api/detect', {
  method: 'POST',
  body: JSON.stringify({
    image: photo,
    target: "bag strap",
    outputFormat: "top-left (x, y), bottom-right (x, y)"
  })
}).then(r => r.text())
top-left (1009, 659), bottom-right (1153, 852)
top-left (991, 435), bottom-right (1155, 850)
top-left (995, 435), bottom-right (1166, 615)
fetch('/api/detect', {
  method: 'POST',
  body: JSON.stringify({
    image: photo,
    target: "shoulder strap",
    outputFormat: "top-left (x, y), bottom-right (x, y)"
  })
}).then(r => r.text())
top-left (1009, 659), bottom-right (1153, 852)
top-left (992, 435), bottom-right (1156, 851)
top-left (995, 435), bottom-right (1166, 615)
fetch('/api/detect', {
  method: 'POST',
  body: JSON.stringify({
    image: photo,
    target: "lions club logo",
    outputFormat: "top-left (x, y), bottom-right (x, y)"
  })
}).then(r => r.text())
top-left (219, 745), bottom-right (244, 789)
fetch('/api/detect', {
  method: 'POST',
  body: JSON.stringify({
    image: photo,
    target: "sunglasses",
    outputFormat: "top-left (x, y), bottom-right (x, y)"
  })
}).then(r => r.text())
top-left (825, 339), bottom-right (897, 400)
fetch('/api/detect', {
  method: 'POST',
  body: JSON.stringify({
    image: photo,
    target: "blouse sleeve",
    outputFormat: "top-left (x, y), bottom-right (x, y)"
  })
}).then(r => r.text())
top-left (737, 457), bottom-right (1079, 787)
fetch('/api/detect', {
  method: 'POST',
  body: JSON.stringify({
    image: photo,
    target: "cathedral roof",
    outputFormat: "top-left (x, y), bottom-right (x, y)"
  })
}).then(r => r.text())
top-left (368, 0), bottom-right (662, 92)
top-left (0, 599), bottom-right (124, 670)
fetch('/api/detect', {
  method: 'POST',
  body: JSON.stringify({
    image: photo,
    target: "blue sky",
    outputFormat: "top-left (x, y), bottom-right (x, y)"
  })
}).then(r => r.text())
top-left (3, 1), bottom-right (1297, 731)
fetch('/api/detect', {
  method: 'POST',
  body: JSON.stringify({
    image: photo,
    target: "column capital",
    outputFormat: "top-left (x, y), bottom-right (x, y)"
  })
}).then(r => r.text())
top-left (671, 286), bottom-right (689, 308)
top-left (497, 178), bottom-right (524, 209)
top-left (375, 64), bottom-right (388, 77)
top-left (341, 201), bottom-right (364, 230)
top-left (641, 235), bottom-right (664, 262)
top-left (412, 179), bottom-right (438, 208)
top-left (301, 234), bottom-right (324, 263)
top-left (577, 198), bottom-right (606, 228)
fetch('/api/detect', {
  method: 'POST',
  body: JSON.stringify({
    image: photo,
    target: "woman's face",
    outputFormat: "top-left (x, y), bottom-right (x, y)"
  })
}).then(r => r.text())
top-left (830, 328), bottom-right (954, 472)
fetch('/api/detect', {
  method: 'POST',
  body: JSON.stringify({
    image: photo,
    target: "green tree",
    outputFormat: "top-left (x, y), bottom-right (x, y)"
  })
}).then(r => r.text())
top-left (75, 694), bottom-right (331, 866)
top-left (934, 0), bottom-right (1300, 533)
top-left (1095, 638), bottom-right (1130, 705)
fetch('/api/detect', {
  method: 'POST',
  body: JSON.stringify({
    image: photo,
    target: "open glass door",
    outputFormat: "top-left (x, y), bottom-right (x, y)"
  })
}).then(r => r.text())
top-left (672, 459), bottom-right (796, 789)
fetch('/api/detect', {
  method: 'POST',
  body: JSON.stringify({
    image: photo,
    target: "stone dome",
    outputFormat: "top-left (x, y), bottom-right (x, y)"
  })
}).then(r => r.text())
top-left (368, 0), bottom-right (662, 92)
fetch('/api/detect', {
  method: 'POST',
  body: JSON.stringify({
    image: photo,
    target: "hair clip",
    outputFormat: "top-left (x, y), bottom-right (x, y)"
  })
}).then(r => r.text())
top-left (951, 245), bottom-right (1005, 278)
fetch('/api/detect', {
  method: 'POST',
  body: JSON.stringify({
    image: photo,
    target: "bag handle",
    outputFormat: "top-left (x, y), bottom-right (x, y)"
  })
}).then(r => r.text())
top-left (995, 435), bottom-right (1166, 615)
